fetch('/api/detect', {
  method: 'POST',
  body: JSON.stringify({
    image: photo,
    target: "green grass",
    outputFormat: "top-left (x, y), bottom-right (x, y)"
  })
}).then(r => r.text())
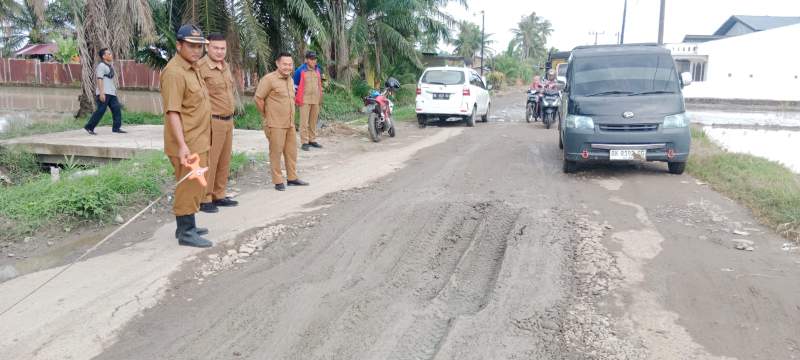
top-left (0, 151), bottom-right (171, 237)
top-left (688, 126), bottom-right (800, 241)
top-left (0, 147), bottom-right (41, 184)
top-left (0, 150), bottom-right (257, 240)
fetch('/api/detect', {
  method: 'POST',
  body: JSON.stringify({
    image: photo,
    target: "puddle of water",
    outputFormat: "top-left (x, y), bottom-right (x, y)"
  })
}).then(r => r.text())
top-left (690, 110), bottom-right (800, 128)
top-left (0, 110), bottom-right (70, 133)
top-left (703, 126), bottom-right (800, 173)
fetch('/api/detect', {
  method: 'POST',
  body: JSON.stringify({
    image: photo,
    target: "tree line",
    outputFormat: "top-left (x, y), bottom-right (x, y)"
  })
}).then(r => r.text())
top-left (1, 1), bottom-right (555, 114)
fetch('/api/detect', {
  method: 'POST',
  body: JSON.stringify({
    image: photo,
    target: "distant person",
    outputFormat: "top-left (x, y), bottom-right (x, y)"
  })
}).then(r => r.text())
top-left (254, 52), bottom-right (309, 191)
top-left (160, 24), bottom-right (213, 248)
top-left (293, 51), bottom-right (324, 151)
top-left (197, 33), bottom-right (238, 214)
top-left (543, 69), bottom-right (558, 89)
top-left (84, 48), bottom-right (125, 135)
top-left (530, 75), bottom-right (543, 90)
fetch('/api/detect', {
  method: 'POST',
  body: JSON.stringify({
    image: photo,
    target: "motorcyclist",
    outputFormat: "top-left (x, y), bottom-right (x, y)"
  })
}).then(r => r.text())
top-left (543, 69), bottom-right (558, 90)
top-left (530, 75), bottom-right (544, 90)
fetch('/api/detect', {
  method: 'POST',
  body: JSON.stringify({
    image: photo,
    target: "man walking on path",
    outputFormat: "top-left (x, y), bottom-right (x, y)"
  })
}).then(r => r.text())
top-left (84, 48), bottom-right (125, 135)
top-left (197, 33), bottom-right (238, 214)
top-left (160, 24), bottom-right (213, 248)
top-left (293, 51), bottom-right (324, 151)
top-left (254, 52), bottom-right (310, 191)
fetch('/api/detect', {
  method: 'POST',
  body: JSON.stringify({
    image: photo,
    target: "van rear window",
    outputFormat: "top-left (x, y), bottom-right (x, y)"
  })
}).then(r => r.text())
top-left (422, 70), bottom-right (465, 85)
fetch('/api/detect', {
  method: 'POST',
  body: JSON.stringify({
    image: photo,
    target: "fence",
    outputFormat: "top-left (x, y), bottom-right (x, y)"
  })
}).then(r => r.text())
top-left (0, 58), bottom-right (258, 91)
top-left (0, 58), bottom-right (160, 90)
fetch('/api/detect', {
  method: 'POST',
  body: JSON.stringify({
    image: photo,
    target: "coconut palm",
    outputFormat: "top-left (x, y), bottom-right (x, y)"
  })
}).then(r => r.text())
top-left (510, 12), bottom-right (552, 60)
top-left (451, 20), bottom-right (494, 60)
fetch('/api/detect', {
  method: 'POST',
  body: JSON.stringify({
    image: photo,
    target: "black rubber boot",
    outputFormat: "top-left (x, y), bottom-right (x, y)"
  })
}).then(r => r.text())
top-left (176, 215), bottom-right (213, 248)
top-left (175, 225), bottom-right (208, 238)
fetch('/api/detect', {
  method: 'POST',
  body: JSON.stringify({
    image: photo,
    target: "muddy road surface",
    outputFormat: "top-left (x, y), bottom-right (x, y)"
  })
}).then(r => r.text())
top-left (5, 90), bottom-right (799, 359)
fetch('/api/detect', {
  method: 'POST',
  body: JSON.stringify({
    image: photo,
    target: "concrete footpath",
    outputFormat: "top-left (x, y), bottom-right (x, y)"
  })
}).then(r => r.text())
top-left (0, 125), bottom-right (268, 163)
top-left (0, 125), bottom-right (464, 360)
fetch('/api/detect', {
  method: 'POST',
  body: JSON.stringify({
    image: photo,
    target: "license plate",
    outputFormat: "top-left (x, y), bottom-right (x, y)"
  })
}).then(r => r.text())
top-left (609, 149), bottom-right (647, 161)
top-left (433, 93), bottom-right (449, 100)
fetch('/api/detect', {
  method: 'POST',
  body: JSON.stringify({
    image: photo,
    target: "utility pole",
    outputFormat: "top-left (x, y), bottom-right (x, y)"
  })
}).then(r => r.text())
top-left (658, 0), bottom-right (665, 45)
top-left (620, 0), bottom-right (627, 44)
top-left (480, 10), bottom-right (485, 76)
top-left (589, 31), bottom-right (604, 45)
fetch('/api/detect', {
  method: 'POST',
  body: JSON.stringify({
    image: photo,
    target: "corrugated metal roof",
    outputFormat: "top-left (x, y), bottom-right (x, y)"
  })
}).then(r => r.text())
top-left (714, 15), bottom-right (800, 36)
top-left (15, 43), bottom-right (58, 56)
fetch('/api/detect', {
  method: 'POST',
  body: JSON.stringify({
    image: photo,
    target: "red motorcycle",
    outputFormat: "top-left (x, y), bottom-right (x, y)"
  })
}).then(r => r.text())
top-left (363, 77), bottom-right (401, 142)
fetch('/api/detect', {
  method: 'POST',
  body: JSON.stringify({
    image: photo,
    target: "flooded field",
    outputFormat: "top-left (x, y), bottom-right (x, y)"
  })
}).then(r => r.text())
top-left (0, 86), bottom-right (164, 134)
top-left (0, 86), bottom-right (164, 114)
top-left (689, 109), bottom-right (800, 128)
top-left (702, 126), bottom-right (800, 173)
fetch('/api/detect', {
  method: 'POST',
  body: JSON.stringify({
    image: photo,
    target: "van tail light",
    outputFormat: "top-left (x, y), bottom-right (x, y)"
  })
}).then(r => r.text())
top-left (463, 87), bottom-right (470, 96)
top-left (416, 87), bottom-right (421, 95)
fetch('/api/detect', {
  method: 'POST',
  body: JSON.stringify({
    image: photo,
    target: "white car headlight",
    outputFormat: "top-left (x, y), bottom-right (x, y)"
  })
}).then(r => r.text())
top-left (565, 115), bottom-right (594, 129)
top-left (663, 112), bottom-right (690, 128)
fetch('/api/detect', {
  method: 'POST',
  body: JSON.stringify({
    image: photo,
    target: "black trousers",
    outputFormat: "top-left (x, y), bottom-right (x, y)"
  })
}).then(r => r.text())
top-left (85, 94), bottom-right (122, 131)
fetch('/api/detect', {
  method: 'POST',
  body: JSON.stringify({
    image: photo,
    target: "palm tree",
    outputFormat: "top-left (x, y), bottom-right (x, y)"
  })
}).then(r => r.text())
top-left (510, 12), bottom-right (552, 61)
top-left (0, 0), bottom-right (55, 56)
top-left (451, 20), bottom-right (494, 60)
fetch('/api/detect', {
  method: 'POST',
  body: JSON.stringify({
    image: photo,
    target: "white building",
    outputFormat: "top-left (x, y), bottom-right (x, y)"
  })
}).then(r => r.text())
top-left (667, 16), bottom-right (800, 101)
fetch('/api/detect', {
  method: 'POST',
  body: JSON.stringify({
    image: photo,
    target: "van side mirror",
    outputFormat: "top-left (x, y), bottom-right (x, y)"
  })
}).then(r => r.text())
top-left (487, 84), bottom-right (493, 90)
top-left (680, 72), bottom-right (692, 87)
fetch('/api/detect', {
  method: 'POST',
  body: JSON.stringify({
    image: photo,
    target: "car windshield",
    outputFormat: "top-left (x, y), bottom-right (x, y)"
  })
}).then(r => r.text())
top-left (421, 70), bottom-right (465, 85)
top-left (557, 63), bottom-right (567, 77)
top-left (570, 54), bottom-right (680, 97)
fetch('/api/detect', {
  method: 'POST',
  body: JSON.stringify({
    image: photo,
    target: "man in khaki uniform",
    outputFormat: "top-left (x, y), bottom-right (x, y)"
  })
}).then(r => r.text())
top-left (197, 33), bottom-right (238, 213)
top-left (254, 52), bottom-right (309, 191)
top-left (292, 51), bottom-right (323, 151)
top-left (160, 24), bottom-right (212, 248)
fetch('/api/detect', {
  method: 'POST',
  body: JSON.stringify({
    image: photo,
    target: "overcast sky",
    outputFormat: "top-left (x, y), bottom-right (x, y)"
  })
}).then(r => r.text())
top-left (443, 0), bottom-right (800, 53)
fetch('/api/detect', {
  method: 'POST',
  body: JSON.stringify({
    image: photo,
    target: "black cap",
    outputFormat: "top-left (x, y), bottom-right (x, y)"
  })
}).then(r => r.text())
top-left (176, 24), bottom-right (209, 44)
top-left (305, 51), bottom-right (318, 59)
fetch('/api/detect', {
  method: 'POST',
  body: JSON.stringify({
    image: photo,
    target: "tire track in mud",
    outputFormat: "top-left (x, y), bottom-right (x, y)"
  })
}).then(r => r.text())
top-left (387, 202), bottom-right (522, 360)
top-left (293, 201), bottom-right (522, 360)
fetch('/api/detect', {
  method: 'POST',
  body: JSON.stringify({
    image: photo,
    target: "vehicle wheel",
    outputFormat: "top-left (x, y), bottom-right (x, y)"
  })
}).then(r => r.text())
top-left (388, 124), bottom-right (396, 137)
top-left (525, 104), bottom-right (533, 123)
top-left (417, 114), bottom-right (427, 128)
top-left (558, 134), bottom-right (563, 149)
top-left (481, 103), bottom-right (490, 122)
top-left (465, 106), bottom-right (476, 127)
top-left (668, 161), bottom-right (686, 174)
top-left (368, 113), bottom-right (381, 142)
top-left (545, 112), bottom-right (553, 129)
top-left (563, 157), bottom-right (578, 173)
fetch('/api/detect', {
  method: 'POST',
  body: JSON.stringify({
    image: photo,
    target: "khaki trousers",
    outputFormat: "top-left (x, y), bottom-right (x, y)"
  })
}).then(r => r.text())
top-left (205, 118), bottom-right (234, 202)
top-left (263, 126), bottom-right (298, 184)
top-left (169, 152), bottom-right (208, 216)
top-left (299, 103), bottom-right (320, 144)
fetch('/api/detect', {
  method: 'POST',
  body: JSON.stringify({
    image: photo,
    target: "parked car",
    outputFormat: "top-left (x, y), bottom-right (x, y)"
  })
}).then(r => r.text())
top-left (415, 66), bottom-right (491, 128)
top-left (559, 44), bottom-right (693, 174)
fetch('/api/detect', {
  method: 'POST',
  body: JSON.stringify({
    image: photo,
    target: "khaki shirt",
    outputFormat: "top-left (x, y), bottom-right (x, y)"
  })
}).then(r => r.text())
top-left (160, 54), bottom-right (211, 157)
top-left (302, 69), bottom-right (321, 105)
top-left (254, 71), bottom-right (295, 128)
top-left (197, 56), bottom-right (236, 116)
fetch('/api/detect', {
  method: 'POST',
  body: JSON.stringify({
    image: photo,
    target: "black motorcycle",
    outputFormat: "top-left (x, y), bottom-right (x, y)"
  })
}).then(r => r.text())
top-left (525, 89), bottom-right (542, 123)
top-left (540, 89), bottom-right (561, 129)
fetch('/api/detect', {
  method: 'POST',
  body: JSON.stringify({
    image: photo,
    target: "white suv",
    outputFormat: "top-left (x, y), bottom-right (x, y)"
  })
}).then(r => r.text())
top-left (415, 66), bottom-right (491, 128)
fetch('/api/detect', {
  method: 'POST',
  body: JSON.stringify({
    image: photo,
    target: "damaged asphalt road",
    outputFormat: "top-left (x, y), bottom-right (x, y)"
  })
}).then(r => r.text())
top-left (9, 91), bottom-right (800, 360)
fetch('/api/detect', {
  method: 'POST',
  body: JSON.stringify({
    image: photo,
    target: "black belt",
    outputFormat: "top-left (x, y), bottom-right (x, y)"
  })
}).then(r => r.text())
top-left (212, 114), bottom-right (233, 120)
